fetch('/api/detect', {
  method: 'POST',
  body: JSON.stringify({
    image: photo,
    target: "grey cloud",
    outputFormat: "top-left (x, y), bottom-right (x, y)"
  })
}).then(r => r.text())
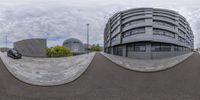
top-left (0, 0), bottom-right (200, 48)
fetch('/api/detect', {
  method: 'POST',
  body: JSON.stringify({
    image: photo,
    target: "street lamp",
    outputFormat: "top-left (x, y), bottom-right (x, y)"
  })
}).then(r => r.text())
top-left (0, 32), bottom-right (8, 52)
top-left (86, 24), bottom-right (89, 53)
top-left (5, 34), bottom-right (8, 52)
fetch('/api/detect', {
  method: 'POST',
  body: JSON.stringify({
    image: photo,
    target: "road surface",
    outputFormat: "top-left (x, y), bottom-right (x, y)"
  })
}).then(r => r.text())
top-left (0, 52), bottom-right (200, 100)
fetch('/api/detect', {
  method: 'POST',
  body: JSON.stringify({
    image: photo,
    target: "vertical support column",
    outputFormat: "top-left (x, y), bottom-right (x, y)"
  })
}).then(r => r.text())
top-left (111, 47), bottom-right (113, 55)
top-left (118, 12), bottom-right (127, 57)
top-left (175, 17), bottom-right (179, 41)
top-left (145, 26), bottom-right (153, 49)
top-left (145, 8), bottom-right (153, 59)
top-left (86, 24), bottom-right (89, 53)
top-left (145, 8), bottom-right (153, 40)
top-left (171, 45), bottom-right (175, 57)
top-left (145, 16), bottom-right (153, 35)
top-left (171, 45), bottom-right (174, 52)
top-left (122, 45), bottom-right (126, 57)
top-left (146, 42), bottom-right (152, 59)
top-left (108, 18), bottom-right (112, 50)
top-left (5, 34), bottom-right (7, 52)
top-left (175, 34), bottom-right (178, 40)
top-left (145, 27), bottom-right (153, 35)
top-left (119, 12), bottom-right (123, 44)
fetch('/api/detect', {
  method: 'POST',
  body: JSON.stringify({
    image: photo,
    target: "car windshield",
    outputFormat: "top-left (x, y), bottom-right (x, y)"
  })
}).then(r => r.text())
top-left (11, 49), bottom-right (17, 54)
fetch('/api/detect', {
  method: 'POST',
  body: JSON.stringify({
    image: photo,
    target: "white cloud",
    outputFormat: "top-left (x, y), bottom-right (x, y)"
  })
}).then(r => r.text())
top-left (0, 0), bottom-right (199, 48)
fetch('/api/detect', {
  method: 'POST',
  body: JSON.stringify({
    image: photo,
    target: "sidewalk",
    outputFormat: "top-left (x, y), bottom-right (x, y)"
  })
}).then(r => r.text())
top-left (101, 52), bottom-right (193, 72)
top-left (0, 52), bottom-right (96, 86)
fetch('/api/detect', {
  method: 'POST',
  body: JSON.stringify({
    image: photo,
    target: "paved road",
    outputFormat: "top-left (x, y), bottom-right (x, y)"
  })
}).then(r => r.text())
top-left (0, 52), bottom-right (200, 100)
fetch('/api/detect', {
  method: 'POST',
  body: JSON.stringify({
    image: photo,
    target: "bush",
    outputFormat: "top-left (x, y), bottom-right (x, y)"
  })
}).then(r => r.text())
top-left (47, 46), bottom-right (72, 57)
top-left (90, 44), bottom-right (101, 51)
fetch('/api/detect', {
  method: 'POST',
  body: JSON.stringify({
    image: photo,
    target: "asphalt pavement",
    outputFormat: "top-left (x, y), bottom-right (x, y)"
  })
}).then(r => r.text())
top-left (0, 52), bottom-right (200, 100)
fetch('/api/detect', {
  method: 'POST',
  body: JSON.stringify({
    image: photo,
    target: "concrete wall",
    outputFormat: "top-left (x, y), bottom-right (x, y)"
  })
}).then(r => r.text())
top-left (14, 38), bottom-right (47, 57)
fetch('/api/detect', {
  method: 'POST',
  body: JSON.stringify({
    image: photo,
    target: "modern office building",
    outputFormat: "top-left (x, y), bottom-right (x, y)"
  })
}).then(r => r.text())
top-left (14, 38), bottom-right (47, 57)
top-left (63, 38), bottom-right (85, 54)
top-left (104, 8), bottom-right (194, 59)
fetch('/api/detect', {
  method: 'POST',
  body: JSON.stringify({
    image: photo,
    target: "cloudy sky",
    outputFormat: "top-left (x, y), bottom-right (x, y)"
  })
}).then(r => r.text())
top-left (0, 0), bottom-right (200, 48)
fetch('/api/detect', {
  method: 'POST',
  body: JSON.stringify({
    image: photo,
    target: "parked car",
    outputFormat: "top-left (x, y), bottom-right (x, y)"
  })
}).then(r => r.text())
top-left (7, 49), bottom-right (22, 59)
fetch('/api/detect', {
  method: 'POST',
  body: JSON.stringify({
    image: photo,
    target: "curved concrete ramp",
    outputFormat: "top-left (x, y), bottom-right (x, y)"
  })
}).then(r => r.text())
top-left (0, 52), bottom-right (95, 86)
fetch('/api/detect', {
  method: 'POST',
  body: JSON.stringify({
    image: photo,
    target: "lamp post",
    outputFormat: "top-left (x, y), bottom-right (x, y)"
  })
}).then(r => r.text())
top-left (5, 33), bottom-right (7, 52)
top-left (86, 24), bottom-right (89, 53)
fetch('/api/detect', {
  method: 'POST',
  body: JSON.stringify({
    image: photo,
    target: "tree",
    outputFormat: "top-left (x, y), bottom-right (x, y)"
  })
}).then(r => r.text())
top-left (47, 46), bottom-right (72, 57)
top-left (90, 44), bottom-right (101, 51)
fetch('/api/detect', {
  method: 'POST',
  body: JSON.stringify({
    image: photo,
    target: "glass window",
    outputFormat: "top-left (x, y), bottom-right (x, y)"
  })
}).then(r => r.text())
top-left (160, 44), bottom-right (171, 51)
top-left (178, 46), bottom-right (183, 51)
top-left (113, 46), bottom-right (123, 56)
top-left (151, 42), bottom-right (171, 52)
top-left (178, 29), bottom-right (186, 36)
top-left (127, 44), bottom-right (134, 51)
top-left (151, 43), bottom-right (160, 52)
top-left (174, 46), bottom-right (179, 51)
top-left (123, 19), bottom-right (145, 27)
top-left (153, 20), bottom-right (176, 29)
top-left (111, 35), bottom-right (118, 42)
top-left (179, 23), bottom-right (186, 30)
top-left (123, 27), bottom-right (145, 38)
top-left (178, 36), bottom-right (185, 43)
top-left (134, 43), bottom-right (146, 52)
top-left (154, 15), bottom-right (176, 22)
top-left (123, 13), bottom-right (145, 22)
top-left (127, 42), bottom-right (146, 52)
top-left (153, 29), bottom-right (175, 38)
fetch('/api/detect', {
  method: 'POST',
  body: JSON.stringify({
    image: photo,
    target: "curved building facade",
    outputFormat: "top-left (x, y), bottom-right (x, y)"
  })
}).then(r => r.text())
top-left (63, 38), bottom-right (85, 54)
top-left (104, 8), bottom-right (194, 59)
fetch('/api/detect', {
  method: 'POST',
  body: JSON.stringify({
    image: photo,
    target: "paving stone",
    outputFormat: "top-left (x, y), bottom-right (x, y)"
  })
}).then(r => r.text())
top-left (0, 52), bottom-right (95, 86)
top-left (101, 52), bottom-right (193, 72)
